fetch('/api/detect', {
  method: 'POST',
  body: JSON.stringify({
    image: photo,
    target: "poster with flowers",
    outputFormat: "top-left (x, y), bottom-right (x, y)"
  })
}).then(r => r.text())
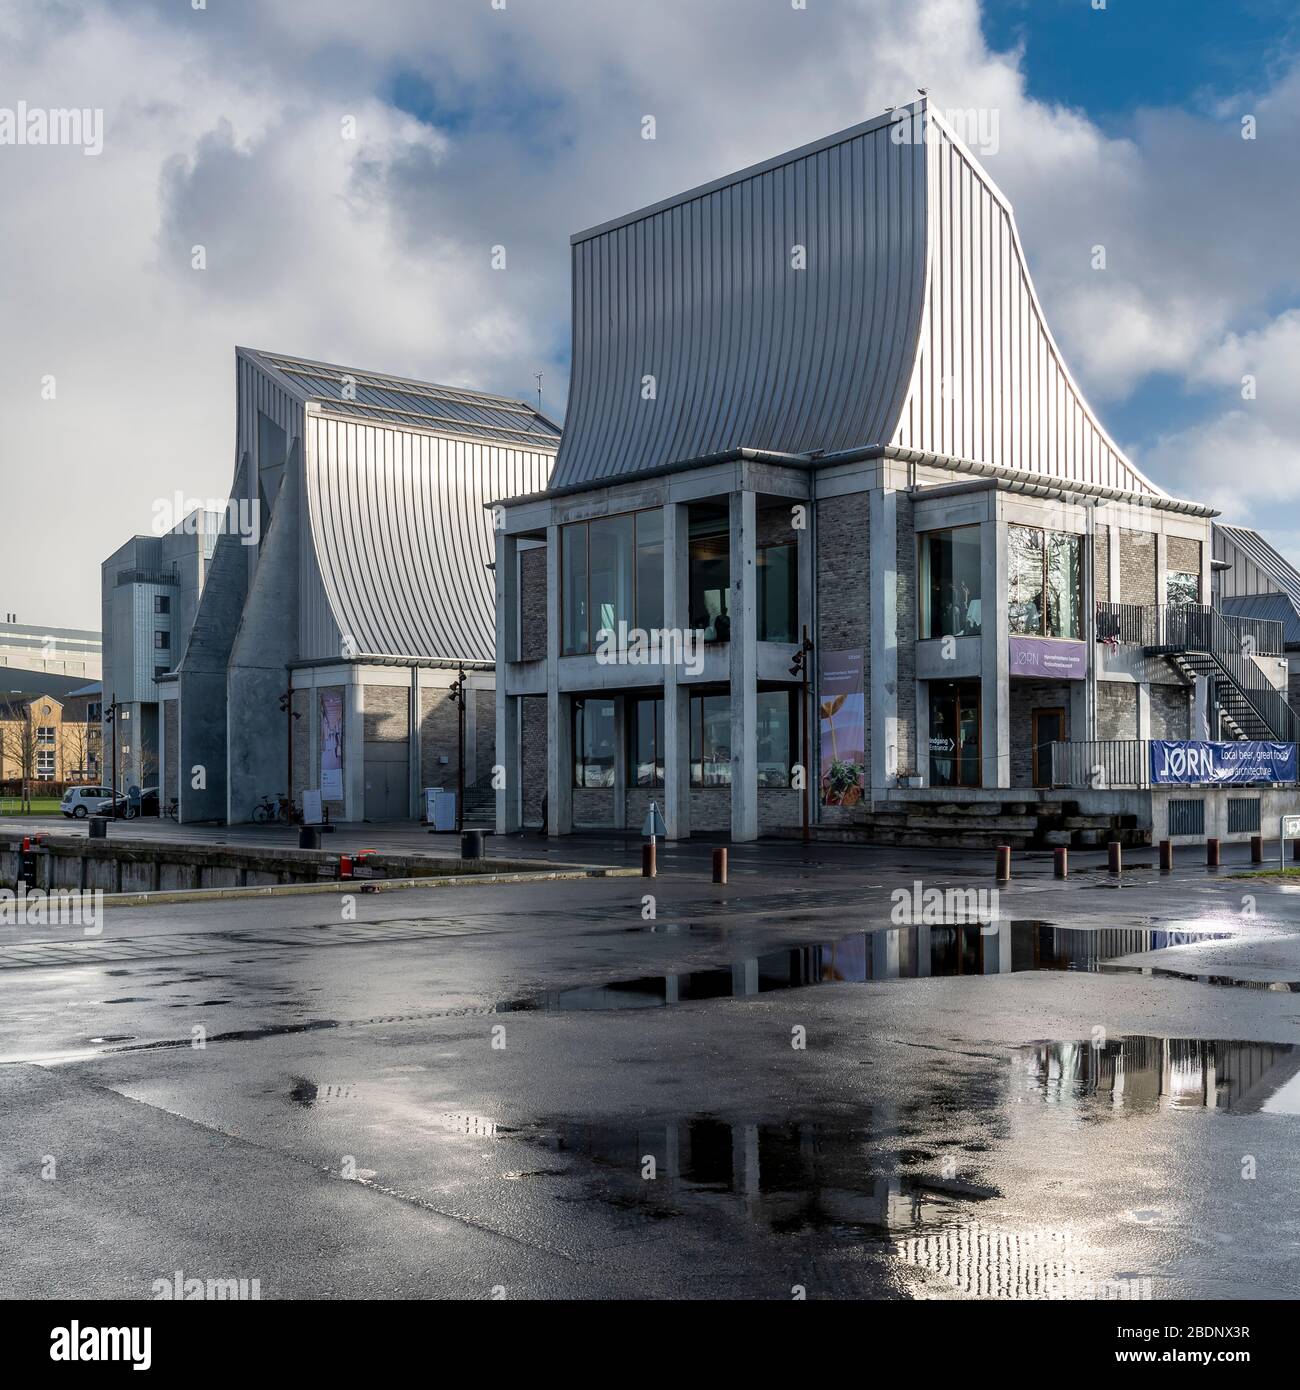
top-left (819, 648), bottom-right (865, 806)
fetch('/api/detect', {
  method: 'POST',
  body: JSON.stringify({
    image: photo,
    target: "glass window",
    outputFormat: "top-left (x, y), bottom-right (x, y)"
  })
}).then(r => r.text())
top-left (756, 690), bottom-right (795, 787)
top-left (1008, 526), bottom-right (1045, 636)
top-left (561, 524), bottom-right (589, 655)
top-left (1167, 571), bottom-right (1200, 606)
top-left (634, 512), bottom-right (664, 632)
top-left (154, 630), bottom-right (170, 650)
top-left (757, 544), bottom-right (797, 643)
top-left (572, 698), bottom-right (616, 788)
top-left (690, 694), bottom-right (731, 786)
top-left (1046, 532), bottom-right (1082, 639)
top-left (154, 595), bottom-right (170, 615)
top-left (589, 515), bottom-right (635, 645)
top-left (920, 528), bottom-right (982, 638)
top-left (689, 531), bottom-right (731, 642)
top-left (37, 750), bottom-right (56, 777)
top-left (37, 725), bottom-right (56, 745)
top-left (629, 698), bottom-right (664, 787)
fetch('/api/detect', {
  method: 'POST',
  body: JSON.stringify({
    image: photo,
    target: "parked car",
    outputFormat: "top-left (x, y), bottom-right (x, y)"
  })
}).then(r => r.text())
top-left (93, 786), bottom-right (160, 819)
top-left (61, 786), bottom-right (113, 819)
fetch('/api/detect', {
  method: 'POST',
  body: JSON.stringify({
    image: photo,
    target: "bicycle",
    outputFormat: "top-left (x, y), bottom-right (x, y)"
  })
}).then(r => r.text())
top-left (252, 794), bottom-right (298, 824)
top-left (164, 798), bottom-right (179, 821)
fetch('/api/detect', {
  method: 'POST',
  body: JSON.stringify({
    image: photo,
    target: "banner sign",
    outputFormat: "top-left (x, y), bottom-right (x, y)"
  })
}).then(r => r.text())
top-left (1149, 740), bottom-right (1297, 786)
top-left (819, 648), bottom-right (865, 807)
top-left (319, 689), bottom-right (344, 802)
top-left (1009, 637), bottom-right (1087, 681)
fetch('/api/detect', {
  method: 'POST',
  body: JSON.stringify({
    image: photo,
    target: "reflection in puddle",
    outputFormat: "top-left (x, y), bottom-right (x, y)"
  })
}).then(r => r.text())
top-left (515, 924), bottom-right (1230, 1012)
top-left (1016, 1037), bottom-right (1300, 1115)
top-left (1100, 964), bottom-right (1300, 993)
top-left (522, 1115), bottom-right (998, 1238)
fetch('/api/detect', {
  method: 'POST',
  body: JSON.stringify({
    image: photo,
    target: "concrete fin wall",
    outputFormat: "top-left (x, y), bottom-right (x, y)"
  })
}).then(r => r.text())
top-left (227, 441), bottom-right (302, 822)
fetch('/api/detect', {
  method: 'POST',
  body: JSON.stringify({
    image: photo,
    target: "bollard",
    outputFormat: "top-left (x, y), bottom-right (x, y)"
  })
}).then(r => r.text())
top-left (642, 842), bottom-right (657, 878)
top-left (1159, 839), bottom-right (1173, 874)
top-left (299, 826), bottom-right (320, 850)
top-left (1206, 838), bottom-right (1220, 869)
top-left (1107, 841), bottom-right (1122, 875)
top-left (1251, 834), bottom-right (1264, 864)
top-left (1053, 847), bottom-right (1068, 879)
top-left (88, 816), bottom-right (107, 840)
top-left (461, 829), bottom-right (485, 860)
top-left (995, 845), bottom-right (1011, 882)
top-left (712, 847), bottom-right (728, 884)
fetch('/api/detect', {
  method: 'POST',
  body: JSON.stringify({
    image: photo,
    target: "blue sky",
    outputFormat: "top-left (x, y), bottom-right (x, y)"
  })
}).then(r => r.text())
top-left (2, 0), bottom-right (1299, 626)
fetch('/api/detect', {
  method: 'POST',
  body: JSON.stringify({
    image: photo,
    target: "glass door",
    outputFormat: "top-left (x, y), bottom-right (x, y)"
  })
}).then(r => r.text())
top-left (929, 682), bottom-right (982, 788)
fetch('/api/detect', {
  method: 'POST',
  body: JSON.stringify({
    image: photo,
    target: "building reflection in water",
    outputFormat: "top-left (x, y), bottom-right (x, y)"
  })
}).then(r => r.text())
top-left (529, 1114), bottom-right (997, 1238)
top-left (527, 924), bottom-right (1227, 1012)
top-left (1017, 1036), bottom-right (1300, 1114)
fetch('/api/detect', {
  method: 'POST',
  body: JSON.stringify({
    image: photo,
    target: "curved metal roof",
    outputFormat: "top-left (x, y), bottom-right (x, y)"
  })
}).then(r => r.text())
top-left (551, 108), bottom-right (928, 489)
top-left (549, 101), bottom-right (1165, 499)
top-left (242, 348), bottom-right (561, 450)
top-left (305, 414), bottom-right (553, 663)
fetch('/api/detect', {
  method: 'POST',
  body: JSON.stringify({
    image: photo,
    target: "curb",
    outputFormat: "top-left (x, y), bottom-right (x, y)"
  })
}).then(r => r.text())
top-left (97, 865), bottom-right (641, 909)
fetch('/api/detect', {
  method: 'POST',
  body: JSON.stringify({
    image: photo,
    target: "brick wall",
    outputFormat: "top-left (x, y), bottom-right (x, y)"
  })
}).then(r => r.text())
top-left (164, 701), bottom-right (179, 805)
top-left (521, 695), bottom-right (546, 827)
top-left (1166, 536), bottom-right (1202, 596)
top-left (290, 688), bottom-right (309, 805)
top-left (1150, 683), bottom-right (1191, 739)
top-left (1009, 679), bottom-right (1071, 787)
top-left (419, 688), bottom-right (459, 789)
top-left (1096, 681), bottom-right (1138, 739)
top-left (474, 689), bottom-right (496, 785)
top-left (1119, 530), bottom-right (1156, 606)
top-left (1094, 529), bottom-right (1110, 604)
top-left (896, 491), bottom-right (916, 777)
top-left (520, 546), bottom-right (547, 662)
top-left (364, 685), bottom-right (408, 742)
top-left (815, 491), bottom-right (870, 822)
top-left (573, 786), bottom-right (615, 828)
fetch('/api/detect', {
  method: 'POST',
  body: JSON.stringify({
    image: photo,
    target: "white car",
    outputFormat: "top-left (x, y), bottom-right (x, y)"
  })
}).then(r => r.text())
top-left (61, 786), bottom-right (113, 818)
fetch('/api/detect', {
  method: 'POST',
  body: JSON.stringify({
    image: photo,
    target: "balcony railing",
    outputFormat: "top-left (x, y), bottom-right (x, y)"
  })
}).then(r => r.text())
top-left (1050, 738), bottom-right (1300, 789)
top-left (1096, 601), bottom-right (1284, 657)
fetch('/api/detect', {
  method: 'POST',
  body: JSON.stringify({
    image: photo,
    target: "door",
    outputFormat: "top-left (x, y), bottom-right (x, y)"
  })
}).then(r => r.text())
top-left (1031, 707), bottom-right (1065, 788)
top-left (363, 740), bottom-right (410, 820)
top-left (929, 682), bottom-right (982, 788)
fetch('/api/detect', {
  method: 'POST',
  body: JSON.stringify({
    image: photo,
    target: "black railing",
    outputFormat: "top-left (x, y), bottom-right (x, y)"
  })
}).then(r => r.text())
top-left (1050, 739), bottom-right (1151, 789)
top-left (116, 567), bottom-right (179, 587)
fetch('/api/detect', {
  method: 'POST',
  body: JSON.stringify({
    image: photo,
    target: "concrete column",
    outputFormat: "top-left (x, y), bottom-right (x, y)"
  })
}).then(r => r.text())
top-left (980, 514), bottom-right (1011, 788)
top-left (345, 678), bottom-right (364, 822)
top-left (1136, 681), bottom-right (1151, 742)
top-left (409, 667), bottom-right (420, 818)
top-left (545, 523), bottom-right (573, 835)
top-left (729, 490), bottom-right (758, 841)
top-left (1107, 523), bottom-right (1121, 603)
top-left (1155, 531), bottom-right (1169, 608)
top-left (495, 532), bottom-right (522, 833)
top-left (663, 501), bottom-right (690, 839)
top-left (869, 488), bottom-right (899, 793)
top-left (464, 677), bottom-right (479, 789)
top-left (612, 695), bottom-right (627, 829)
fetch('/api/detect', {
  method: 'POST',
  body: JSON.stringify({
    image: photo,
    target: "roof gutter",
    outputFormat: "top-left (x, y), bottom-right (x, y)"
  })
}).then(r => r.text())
top-left (289, 654), bottom-right (493, 672)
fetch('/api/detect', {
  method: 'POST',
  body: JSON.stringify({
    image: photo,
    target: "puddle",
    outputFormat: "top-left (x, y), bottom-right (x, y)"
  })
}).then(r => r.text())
top-left (510, 923), bottom-right (1231, 1013)
top-left (1015, 1036), bottom-right (1300, 1115)
top-left (1100, 964), bottom-right (1300, 993)
top-left (516, 1114), bottom-right (998, 1239)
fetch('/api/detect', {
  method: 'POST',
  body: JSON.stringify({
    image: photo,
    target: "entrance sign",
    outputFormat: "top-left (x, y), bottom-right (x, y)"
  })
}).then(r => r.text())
top-left (1149, 740), bottom-right (1297, 786)
top-left (819, 648), bottom-right (865, 806)
top-left (1008, 637), bottom-right (1087, 680)
top-left (302, 788), bottom-right (323, 825)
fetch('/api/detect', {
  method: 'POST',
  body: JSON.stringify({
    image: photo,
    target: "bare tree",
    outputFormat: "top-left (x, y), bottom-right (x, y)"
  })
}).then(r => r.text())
top-left (0, 703), bottom-right (40, 812)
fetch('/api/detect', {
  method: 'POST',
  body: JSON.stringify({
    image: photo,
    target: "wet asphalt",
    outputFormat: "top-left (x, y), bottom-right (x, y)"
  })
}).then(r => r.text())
top-left (3, 832), bottom-right (1300, 1300)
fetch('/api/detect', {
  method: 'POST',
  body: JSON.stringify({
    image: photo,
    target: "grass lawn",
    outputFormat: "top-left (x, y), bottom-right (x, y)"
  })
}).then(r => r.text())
top-left (0, 798), bottom-right (63, 816)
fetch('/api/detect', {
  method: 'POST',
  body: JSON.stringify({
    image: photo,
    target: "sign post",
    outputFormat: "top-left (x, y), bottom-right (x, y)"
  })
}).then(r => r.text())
top-left (641, 800), bottom-right (667, 878)
top-left (1280, 814), bottom-right (1300, 871)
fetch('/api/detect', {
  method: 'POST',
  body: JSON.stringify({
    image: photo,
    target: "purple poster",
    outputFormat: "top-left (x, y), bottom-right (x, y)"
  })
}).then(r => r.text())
top-left (820, 648), bottom-right (865, 807)
top-left (1009, 637), bottom-right (1087, 680)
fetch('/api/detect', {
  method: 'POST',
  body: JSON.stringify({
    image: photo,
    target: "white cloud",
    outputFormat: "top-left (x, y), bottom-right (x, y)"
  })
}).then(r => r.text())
top-left (2, 0), bottom-right (1300, 626)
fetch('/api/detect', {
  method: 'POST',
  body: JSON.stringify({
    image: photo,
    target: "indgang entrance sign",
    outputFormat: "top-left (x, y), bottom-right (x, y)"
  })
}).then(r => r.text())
top-left (1149, 740), bottom-right (1298, 786)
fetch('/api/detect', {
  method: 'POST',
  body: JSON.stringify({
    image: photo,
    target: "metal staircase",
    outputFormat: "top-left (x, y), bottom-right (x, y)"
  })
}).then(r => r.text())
top-left (1137, 603), bottom-right (1299, 742)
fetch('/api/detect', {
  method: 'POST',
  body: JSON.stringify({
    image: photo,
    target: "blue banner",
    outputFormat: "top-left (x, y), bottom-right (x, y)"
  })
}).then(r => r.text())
top-left (1149, 740), bottom-right (1297, 786)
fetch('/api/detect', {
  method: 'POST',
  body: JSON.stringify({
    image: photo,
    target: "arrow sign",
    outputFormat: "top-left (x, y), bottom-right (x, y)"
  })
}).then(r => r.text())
top-left (642, 801), bottom-right (667, 838)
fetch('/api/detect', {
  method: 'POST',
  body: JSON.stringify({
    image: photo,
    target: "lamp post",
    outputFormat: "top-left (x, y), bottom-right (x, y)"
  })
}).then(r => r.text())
top-left (448, 664), bottom-right (467, 833)
top-left (278, 688), bottom-right (302, 820)
top-left (789, 626), bottom-right (815, 845)
top-left (104, 694), bottom-right (119, 818)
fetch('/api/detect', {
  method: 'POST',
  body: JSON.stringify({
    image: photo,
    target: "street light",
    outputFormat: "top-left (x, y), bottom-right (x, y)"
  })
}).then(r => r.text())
top-left (104, 694), bottom-right (120, 818)
top-left (789, 626), bottom-right (815, 845)
top-left (448, 665), bottom-right (467, 834)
